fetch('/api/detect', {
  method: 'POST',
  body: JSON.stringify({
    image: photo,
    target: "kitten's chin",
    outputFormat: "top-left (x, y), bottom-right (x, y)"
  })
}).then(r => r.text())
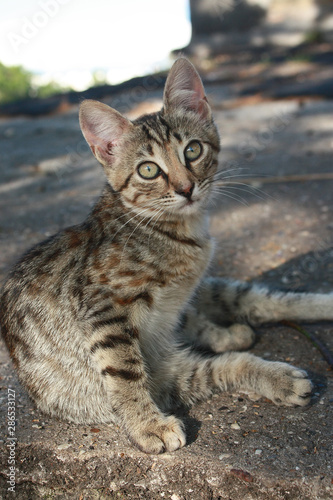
top-left (177, 198), bottom-right (206, 217)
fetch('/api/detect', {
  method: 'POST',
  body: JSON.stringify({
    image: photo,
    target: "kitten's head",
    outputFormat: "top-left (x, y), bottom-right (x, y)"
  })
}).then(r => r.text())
top-left (79, 58), bottom-right (220, 219)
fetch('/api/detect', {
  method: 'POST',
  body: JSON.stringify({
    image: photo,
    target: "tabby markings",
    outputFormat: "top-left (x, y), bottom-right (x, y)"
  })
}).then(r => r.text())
top-left (101, 366), bottom-right (143, 381)
top-left (119, 172), bottom-right (134, 192)
top-left (92, 315), bottom-right (127, 330)
top-left (153, 226), bottom-right (202, 248)
top-left (91, 334), bottom-right (133, 353)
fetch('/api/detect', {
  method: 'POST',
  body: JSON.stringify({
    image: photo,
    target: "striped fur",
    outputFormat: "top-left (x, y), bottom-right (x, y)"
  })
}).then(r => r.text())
top-left (1, 58), bottom-right (332, 454)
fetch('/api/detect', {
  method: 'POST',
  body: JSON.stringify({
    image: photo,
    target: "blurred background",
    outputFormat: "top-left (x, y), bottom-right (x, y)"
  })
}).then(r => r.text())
top-left (1, 0), bottom-right (333, 111)
top-left (0, 0), bottom-right (191, 105)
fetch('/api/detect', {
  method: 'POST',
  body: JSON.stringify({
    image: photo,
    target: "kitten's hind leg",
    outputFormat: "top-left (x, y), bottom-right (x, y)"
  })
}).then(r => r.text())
top-left (179, 305), bottom-right (255, 353)
top-left (197, 277), bottom-right (333, 325)
top-left (157, 349), bottom-right (313, 410)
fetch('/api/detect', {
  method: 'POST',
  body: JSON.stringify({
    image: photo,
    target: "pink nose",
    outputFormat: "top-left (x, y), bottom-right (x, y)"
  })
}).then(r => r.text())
top-left (176, 183), bottom-right (194, 200)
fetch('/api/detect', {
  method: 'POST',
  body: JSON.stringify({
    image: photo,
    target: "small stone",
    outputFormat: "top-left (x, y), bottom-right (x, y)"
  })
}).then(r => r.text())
top-left (255, 449), bottom-right (262, 455)
top-left (231, 422), bottom-right (241, 430)
top-left (57, 443), bottom-right (71, 450)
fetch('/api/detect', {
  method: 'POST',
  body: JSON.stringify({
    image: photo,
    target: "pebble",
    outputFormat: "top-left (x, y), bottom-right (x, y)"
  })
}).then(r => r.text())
top-left (57, 443), bottom-right (71, 450)
top-left (231, 422), bottom-right (241, 430)
top-left (255, 449), bottom-right (263, 455)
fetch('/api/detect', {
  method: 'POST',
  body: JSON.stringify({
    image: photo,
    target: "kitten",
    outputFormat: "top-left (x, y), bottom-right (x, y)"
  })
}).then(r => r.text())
top-left (1, 58), bottom-right (332, 454)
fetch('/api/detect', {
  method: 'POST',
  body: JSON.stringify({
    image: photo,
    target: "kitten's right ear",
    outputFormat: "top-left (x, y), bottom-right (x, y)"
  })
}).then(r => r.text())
top-left (79, 100), bottom-right (132, 166)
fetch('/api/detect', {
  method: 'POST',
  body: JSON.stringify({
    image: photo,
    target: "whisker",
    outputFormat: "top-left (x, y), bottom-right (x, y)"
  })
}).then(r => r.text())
top-left (120, 208), bottom-right (162, 261)
top-left (213, 172), bottom-right (270, 183)
top-left (216, 184), bottom-right (269, 203)
top-left (111, 198), bottom-right (162, 224)
top-left (205, 166), bottom-right (246, 183)
top-left (210, 188), bottom-right (249, 207)
top-left (144, 206), bottom-right (164, 228)
top-left (111, 202), bottom-right (161, 242)
top-left (214, 166), bottom-right (249, 176)
top-left (147, 208), bottom-right (165, 247)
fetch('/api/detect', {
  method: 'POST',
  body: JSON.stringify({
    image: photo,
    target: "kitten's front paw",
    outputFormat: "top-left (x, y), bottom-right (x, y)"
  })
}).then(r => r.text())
top-left (262, 362), bottom-right (313, 407)
top-left (129, 415), bottom-right (186, 454)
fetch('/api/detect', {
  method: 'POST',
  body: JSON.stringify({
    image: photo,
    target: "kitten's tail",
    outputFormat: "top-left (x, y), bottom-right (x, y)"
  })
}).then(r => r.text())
top-left (198, 278), bottom-right (333, 325)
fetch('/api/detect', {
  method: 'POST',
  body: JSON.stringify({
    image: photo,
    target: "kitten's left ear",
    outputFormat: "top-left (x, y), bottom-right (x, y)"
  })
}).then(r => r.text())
top-left (163, 58), bottom-right (211, 120)
top-left (79, 100), bottom-right (133, 167)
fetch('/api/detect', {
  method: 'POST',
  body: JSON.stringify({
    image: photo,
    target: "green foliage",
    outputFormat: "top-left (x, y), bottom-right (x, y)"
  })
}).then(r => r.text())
top-left (0, 62), bottom-right (67, 104)
top-left (91, 69), bottom-right (108, 87)
top-left (0, 62), bottom-right (32, 103)
top-left (32, 80), bottom-right (64, 99)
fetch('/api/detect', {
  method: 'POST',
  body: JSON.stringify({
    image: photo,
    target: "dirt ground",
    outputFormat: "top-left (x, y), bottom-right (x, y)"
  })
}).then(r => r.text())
top-left (0, 58), bottom-right (333, 499)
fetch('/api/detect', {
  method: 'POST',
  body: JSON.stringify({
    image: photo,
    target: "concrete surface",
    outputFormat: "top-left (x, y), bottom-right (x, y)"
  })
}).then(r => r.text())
top-left (0, 73), bottom-right (333, 499)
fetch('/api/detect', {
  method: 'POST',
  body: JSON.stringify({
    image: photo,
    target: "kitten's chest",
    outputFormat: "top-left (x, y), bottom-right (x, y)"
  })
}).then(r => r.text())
top-left (143, 238), bottom-right (213, 334)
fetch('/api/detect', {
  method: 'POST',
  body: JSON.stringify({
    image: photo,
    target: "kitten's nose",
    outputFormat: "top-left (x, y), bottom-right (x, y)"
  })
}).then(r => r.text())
top-left (176, 183), bottom-right (194, 200)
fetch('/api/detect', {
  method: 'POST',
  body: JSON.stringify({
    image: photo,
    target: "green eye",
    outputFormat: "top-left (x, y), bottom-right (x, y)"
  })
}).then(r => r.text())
top-left (184, 141), bottom-right (202, 161)
top-left (137, 162), bottom-right (161, 180)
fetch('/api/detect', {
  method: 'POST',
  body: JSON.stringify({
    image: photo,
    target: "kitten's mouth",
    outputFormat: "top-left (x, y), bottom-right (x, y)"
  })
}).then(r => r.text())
top-left (180, 197), bottom-right (200, 213)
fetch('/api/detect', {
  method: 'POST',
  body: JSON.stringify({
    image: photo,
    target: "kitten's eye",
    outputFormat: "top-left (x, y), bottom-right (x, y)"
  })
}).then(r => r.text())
top-left (137, 162), bottom-right (161, 180)
top-left (184, 141), bottom-right (202, 161)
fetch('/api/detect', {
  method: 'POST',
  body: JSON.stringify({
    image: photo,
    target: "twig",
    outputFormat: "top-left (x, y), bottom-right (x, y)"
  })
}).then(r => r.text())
top-left (281, 320), bottom-right (333, 368)
top-left (215, 172), bottom-right (333, 186)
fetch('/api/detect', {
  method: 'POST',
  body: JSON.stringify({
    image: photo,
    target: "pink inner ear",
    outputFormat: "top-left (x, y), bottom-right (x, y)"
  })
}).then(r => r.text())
top-left (79, 100), bottom-right (132, 166)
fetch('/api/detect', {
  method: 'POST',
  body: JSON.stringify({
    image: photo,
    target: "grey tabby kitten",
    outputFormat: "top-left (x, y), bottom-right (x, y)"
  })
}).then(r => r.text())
top-left (1, 58), bottom-right (332, 454)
